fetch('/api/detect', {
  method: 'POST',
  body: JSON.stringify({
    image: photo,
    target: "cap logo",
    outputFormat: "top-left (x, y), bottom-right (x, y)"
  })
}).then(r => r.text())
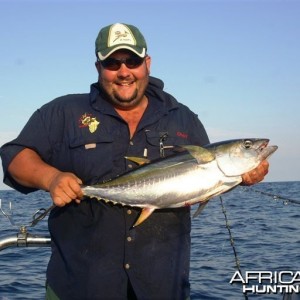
top-left (108, 24), bottom-right (136, 47)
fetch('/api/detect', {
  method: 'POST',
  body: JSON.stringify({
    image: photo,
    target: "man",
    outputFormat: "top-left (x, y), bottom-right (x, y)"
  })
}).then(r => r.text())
top-left (0, 23), bottom-right (268, 299)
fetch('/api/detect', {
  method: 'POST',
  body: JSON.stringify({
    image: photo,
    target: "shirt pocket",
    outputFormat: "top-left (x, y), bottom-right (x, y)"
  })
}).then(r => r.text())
top-left (69, 134), bottom-right (114, 184)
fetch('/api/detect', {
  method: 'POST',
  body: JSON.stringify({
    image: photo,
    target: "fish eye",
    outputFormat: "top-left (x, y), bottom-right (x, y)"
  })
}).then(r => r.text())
top-left (244, 140), bottom-right (253, 149)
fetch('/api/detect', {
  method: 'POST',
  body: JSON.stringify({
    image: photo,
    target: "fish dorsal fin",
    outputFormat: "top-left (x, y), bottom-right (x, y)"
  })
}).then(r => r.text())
top-left (125, 156), bottom-right (151, 166)
top-left (181, 145), bottom-right (215, 164)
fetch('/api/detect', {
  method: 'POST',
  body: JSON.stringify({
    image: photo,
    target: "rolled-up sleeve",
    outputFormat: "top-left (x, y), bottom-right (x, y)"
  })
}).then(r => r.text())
top-left (0, 107), bottom-right (57, 193)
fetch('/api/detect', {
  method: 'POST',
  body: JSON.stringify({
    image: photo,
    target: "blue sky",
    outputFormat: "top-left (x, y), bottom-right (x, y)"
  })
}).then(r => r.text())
top-left (0, 0), bottom-right (299, 190)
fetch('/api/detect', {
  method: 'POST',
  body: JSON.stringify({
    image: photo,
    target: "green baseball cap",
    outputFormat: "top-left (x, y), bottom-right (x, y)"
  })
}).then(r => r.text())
top-left (95, 23), bottom-right (147, 61)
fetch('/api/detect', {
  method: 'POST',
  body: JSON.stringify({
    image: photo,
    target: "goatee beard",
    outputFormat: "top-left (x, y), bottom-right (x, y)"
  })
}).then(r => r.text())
top-left (113, 89), bottom-right (138, 104)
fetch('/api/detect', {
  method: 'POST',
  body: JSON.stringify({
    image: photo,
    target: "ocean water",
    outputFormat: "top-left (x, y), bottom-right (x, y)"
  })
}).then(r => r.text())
top-left (0, 182), bottom-right (300, 300)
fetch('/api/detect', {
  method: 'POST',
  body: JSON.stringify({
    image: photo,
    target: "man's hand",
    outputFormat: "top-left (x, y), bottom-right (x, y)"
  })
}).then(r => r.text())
top-left (48, 172), bottom-right (83, 206)
top-left (241, 160), bottom-right (269, 186)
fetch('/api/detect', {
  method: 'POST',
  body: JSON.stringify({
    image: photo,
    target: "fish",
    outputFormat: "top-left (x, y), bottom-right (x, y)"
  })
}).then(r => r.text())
top-left (82, 139), bottom-right (277, 227)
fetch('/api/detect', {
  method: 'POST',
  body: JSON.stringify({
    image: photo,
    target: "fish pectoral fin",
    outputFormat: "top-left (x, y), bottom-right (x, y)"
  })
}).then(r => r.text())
top-left (125, 156), bottom-right (151, 166)
top-left (133, 207), bottom-right (156, 227)
top-left (181, 145), bottom-right (215, 164)
top-left (193, 201), bottom-right (209, 218)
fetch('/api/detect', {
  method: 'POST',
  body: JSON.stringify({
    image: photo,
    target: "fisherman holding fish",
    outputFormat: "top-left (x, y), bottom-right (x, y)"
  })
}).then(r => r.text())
top-left (0, 23), bottom-right (269, 299)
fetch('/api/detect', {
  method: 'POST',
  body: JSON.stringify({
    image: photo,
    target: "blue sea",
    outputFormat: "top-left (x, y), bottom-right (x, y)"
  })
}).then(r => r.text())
top-left (0, 182), bottom-right (300, 300)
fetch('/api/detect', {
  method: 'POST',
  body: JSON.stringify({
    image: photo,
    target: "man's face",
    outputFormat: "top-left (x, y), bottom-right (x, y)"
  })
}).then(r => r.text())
top-left (96, 50), bottom-right (151, 110)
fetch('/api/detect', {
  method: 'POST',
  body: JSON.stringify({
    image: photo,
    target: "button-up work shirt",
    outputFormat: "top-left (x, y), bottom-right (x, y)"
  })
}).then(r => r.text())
top-left (0, 76), bottom-right (209, 299)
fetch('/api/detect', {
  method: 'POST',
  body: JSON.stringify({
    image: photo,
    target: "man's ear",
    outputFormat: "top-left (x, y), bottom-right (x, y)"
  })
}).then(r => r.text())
top-left (95, 61), bottom-right (101, 73)
top-left (145, 55), bottom-right (151, 74)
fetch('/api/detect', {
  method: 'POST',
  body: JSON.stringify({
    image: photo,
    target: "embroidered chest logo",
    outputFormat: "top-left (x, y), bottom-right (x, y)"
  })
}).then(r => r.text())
top-left (79, 113), bottom-right (100, 133)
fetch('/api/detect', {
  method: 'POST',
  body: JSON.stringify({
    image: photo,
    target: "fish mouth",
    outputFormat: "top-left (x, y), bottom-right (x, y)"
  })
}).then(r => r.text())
top-left (258, 139), bottom-right (269, 151)
top-left (257, 139), bottom-right (278, 160)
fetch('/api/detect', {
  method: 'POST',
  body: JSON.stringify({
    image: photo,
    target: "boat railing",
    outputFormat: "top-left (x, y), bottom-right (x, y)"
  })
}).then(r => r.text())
top-left (0, 226), bottom-right (51, 251)
top-left (0, 198), bottom-right (52, 251)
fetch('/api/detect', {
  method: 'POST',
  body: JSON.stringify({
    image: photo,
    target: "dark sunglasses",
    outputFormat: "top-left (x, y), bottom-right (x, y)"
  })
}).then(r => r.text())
top-left (100, 56), bottom-right (145, 71)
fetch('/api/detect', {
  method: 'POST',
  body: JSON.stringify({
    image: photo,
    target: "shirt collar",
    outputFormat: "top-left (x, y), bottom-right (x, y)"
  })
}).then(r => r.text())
top-left (89, 76), bottom-right (179, 114)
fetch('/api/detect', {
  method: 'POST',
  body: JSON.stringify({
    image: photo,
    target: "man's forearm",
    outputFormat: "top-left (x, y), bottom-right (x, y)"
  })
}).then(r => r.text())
top-left (7, 148), bottom-right (61, 191)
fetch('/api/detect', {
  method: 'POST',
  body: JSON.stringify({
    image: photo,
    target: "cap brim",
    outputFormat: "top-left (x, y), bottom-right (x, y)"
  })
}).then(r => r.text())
top-left (97, 45), bottom-right (146, 61)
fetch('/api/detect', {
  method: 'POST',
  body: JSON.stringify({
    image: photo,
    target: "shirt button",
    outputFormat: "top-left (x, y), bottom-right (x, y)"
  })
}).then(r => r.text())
top-left (128, 164), bottom-right (133, 168)
top-left (127, 236), bottom-right (132, 242)
top-left (130, 141), bottom-right (134, 146)
top-left (127, 209), bottom-right (132, 215)
top-left (125, 263), bottom-right (130, 269)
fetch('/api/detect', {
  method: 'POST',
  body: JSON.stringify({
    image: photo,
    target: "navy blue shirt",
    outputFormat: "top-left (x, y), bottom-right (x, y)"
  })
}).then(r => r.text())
top-left (0, 76), bottom-right (209, 299)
